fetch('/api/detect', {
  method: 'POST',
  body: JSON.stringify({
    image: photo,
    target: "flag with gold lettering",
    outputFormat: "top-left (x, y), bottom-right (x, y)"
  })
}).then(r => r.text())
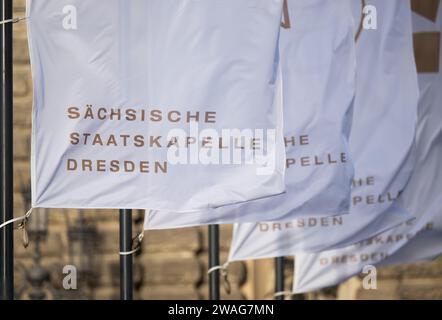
top-left (226, 0), bottom-right (419, 262)
top-left (145, 0), bottom-right (356, 227)
top-left (29, 0), bottom-right (287, 211)
top-left (294, 1), bottom-right (442, 293)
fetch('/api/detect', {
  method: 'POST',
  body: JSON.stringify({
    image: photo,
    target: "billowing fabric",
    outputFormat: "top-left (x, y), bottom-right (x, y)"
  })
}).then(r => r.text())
top-left (145, 0), bottom-right (356, 228)
top-left (28, 0), bottom-right (286, 211)
top-left (293, 2), bottom-right (441, 293)
top-left (227, 0), bottom-right (419, 262)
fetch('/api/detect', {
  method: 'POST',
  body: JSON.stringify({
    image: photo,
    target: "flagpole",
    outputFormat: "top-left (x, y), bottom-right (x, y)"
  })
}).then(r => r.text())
top-left (119, 209), bottom-right (133, 300)
top-left (0, 0), bottom-right (14, 301)
top-left (274, 257), bottom-right (285, 300)
top-left (208, 224), bottom-right (220, 300)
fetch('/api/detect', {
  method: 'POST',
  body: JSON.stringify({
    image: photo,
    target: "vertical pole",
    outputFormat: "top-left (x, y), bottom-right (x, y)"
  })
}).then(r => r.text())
top-left (0, 0), bottom-right (14, 301)
top-left (274, 257), bottom-right (285, 300)
top-left (208, 224), bottom-right (220, 300)
top-left (119, 209), bottom-right (133, 300)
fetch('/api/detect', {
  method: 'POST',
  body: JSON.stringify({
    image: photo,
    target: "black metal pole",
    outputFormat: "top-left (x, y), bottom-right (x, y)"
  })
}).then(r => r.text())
top-left (208, 224), bottom-right (220, 300)
top-left (119, 209), bottom-right (133, 300)
top-left (0, 0), bottom-right (14, 301)
top-left (275, 257), bottom-right (285, 300)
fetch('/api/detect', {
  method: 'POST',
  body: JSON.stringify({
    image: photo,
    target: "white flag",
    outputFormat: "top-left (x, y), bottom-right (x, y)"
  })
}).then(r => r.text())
top-left (145, 0), bottom-right (357, 228)
top-left (28, 0), bottom-right (287, 211)
top-left (227, 0), bottom-right (419, 262)
top-left (294, 1), bottom-right (442, 293)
